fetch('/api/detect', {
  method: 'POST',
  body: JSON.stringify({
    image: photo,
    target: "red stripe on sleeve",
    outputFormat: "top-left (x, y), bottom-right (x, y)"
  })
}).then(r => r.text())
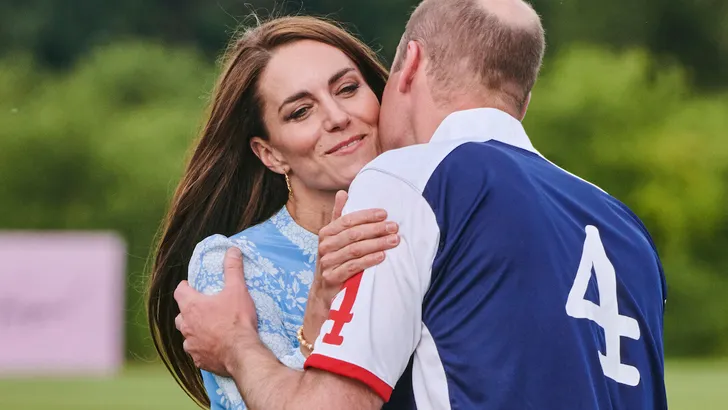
top-left (304, 353), bottom-right (393, 402)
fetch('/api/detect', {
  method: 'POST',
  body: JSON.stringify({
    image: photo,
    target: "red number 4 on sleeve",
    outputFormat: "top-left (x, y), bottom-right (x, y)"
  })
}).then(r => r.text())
top-left (322, 273), bottom-right (364, 346)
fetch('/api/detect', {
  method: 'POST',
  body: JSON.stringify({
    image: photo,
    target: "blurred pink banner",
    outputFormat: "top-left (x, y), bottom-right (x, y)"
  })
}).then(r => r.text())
top-left (0, 232), bottom-right (125, 377)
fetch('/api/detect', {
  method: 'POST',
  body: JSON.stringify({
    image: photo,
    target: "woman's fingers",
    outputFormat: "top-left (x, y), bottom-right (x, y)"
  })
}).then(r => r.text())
top-left (314, 205), bottom-right (400, 290)
top-left (318, 208), bottom-right (388, 238)
top-left (331, 190), bottom-right (348, 221)
top-left (320, 234), bottom-right (399, 274)
top-left (324, 251), bottom-right (387, 285)
top-left (319, 220), bottom-right (399, 256)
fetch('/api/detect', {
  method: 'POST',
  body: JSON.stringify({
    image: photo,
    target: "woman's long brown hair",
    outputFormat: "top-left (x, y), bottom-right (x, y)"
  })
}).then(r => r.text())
top-left (146, 16), bottom-right (388, 408)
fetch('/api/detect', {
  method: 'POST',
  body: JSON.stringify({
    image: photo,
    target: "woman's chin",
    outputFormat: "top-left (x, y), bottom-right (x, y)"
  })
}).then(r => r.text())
top-left (348, 157), bottom-right (374, 175)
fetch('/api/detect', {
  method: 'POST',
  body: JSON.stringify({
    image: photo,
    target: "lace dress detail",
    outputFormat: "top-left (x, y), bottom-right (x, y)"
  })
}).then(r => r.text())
top-left (187, 206), bottom-right (317, 410)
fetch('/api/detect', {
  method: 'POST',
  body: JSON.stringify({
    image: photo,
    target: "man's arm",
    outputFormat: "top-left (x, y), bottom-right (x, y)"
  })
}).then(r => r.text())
top-left (176, 167), bottom-right (438, 408)
top-left (223, 168), bottom-right (436, 409)
top-left (227, 336), bottom-right (383, 410)
top-left (176, 246), bottom-right (385, 410)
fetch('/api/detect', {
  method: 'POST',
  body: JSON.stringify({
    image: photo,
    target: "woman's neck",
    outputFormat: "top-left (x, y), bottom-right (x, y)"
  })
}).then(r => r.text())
top-left (285, 188), bottom-right (336, 235)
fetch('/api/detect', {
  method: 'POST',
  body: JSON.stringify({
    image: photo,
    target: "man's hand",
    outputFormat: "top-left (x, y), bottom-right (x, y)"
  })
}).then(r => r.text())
top-left (301, 190), bottom-right (400, 352)
top-left (174, 247), bottom-right (257, 375)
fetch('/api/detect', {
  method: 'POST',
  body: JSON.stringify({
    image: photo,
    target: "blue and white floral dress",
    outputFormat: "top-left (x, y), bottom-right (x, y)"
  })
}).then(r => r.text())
top-left (188, 205), bottom-right (318, 410)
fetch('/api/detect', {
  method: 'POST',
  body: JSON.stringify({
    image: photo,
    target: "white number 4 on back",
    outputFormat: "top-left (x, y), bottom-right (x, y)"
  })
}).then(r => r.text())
top-left (566, 225), bottom-right (641, 386)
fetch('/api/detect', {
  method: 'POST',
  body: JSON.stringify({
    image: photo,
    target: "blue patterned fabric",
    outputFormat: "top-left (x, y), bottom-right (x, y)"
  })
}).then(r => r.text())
top-left (187, 205), bottom-right (318, 410)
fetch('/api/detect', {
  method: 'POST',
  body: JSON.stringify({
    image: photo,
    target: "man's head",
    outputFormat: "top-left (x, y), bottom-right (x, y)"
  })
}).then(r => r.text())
top-left (379, 0), bottom-right (545, 149)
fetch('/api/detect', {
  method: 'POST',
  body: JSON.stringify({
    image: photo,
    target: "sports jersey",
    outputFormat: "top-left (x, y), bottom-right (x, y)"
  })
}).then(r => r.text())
top-left (304, 108), bottom-right (668, 409)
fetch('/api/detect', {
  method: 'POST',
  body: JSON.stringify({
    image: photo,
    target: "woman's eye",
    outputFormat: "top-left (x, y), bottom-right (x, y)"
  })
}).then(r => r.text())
top-left (338, 83), bottom-right (360, 95)
top-left (288, 106), bottom-right (309, 120)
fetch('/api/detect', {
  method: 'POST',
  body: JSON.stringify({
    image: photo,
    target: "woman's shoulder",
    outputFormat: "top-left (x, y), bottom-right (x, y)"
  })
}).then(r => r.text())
top-left (187, 231), bottom-right (262, 292)
top-left (187, 234), bottom-right (232, 294)
top-left (186, 213), bottom-right (287, 293)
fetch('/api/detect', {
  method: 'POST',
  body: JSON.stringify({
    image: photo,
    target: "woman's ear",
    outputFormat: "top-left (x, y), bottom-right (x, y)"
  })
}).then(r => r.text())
top-left (250, 137), bottom-right (288, 174)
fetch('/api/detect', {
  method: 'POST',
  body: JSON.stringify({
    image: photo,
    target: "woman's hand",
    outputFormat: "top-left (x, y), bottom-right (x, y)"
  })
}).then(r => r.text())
top-left (300, 190), bottom-right (400, 355)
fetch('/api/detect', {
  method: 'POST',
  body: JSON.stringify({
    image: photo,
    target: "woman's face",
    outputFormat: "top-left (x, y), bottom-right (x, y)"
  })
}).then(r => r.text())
top-left (252, 40), bottom-right (381, 193)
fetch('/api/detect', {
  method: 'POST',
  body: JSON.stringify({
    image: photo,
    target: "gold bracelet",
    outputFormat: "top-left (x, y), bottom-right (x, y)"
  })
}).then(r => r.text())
top-left (296, 326), bottom-right (314, 351)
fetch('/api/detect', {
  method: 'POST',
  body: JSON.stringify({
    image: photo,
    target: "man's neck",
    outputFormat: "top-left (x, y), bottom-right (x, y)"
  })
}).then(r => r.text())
top-left (412, 99), bottom-right (522, 145)
top-left (411, 101), bottom-right (475, 145)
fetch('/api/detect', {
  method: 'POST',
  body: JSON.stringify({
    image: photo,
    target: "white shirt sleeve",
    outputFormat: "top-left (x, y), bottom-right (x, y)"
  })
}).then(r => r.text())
top-left (303, 168), bottom-right (440, 402)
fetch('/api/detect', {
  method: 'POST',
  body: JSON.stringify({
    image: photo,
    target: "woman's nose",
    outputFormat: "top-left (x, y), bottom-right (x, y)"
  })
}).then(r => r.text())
top-left (322, 101), bottom-right (351, 133)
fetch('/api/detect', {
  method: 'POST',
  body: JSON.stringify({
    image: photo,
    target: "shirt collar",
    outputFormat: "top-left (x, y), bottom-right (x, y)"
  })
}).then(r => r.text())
top-left (430, 108), bottom-right (541, 156)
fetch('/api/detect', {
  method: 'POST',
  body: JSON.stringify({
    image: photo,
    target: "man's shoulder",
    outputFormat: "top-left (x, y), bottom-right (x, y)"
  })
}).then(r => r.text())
top-left (358, 140), bottom-right (468, 193)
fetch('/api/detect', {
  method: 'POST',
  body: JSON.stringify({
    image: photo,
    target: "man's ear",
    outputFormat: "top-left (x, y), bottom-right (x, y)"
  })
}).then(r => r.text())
top-left (397, 41), bottom-right (422, 94)
top-left (250, 137), bottom-right (288, 174)
top-left (519, 92), bottom-right (532, 121)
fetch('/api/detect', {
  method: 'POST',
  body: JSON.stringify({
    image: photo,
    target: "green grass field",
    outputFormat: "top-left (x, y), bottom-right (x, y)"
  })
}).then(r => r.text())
top-left (0, 360), bottom-right (724, 409)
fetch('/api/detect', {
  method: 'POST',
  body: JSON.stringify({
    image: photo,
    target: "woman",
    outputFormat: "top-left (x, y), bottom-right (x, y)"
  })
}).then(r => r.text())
top-left (147, 16), bottom-right (398, 410)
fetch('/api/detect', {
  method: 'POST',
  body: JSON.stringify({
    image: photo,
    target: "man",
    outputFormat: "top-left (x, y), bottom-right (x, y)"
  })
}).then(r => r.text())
top-left (175, 0), bottom-right (668, 408)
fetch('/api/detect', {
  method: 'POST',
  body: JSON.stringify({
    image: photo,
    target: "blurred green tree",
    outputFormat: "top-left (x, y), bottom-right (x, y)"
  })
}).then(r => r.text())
top-left (0, 43), bottom-right (214, 358)
top-left (1, 0), bottom-right (726, 88)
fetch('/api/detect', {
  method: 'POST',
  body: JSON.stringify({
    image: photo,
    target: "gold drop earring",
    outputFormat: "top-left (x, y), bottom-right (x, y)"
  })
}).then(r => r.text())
top-left (284, 172), bottom-right (293, 199)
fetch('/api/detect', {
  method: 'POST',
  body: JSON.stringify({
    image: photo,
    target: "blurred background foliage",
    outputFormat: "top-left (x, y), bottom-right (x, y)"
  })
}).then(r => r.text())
top-left (0, 0), bottom-right (726, 361)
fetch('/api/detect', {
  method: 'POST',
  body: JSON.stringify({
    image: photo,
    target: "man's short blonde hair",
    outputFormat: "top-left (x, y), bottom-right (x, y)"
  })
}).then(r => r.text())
top-left (393, 0), bottom-right (545, 111)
